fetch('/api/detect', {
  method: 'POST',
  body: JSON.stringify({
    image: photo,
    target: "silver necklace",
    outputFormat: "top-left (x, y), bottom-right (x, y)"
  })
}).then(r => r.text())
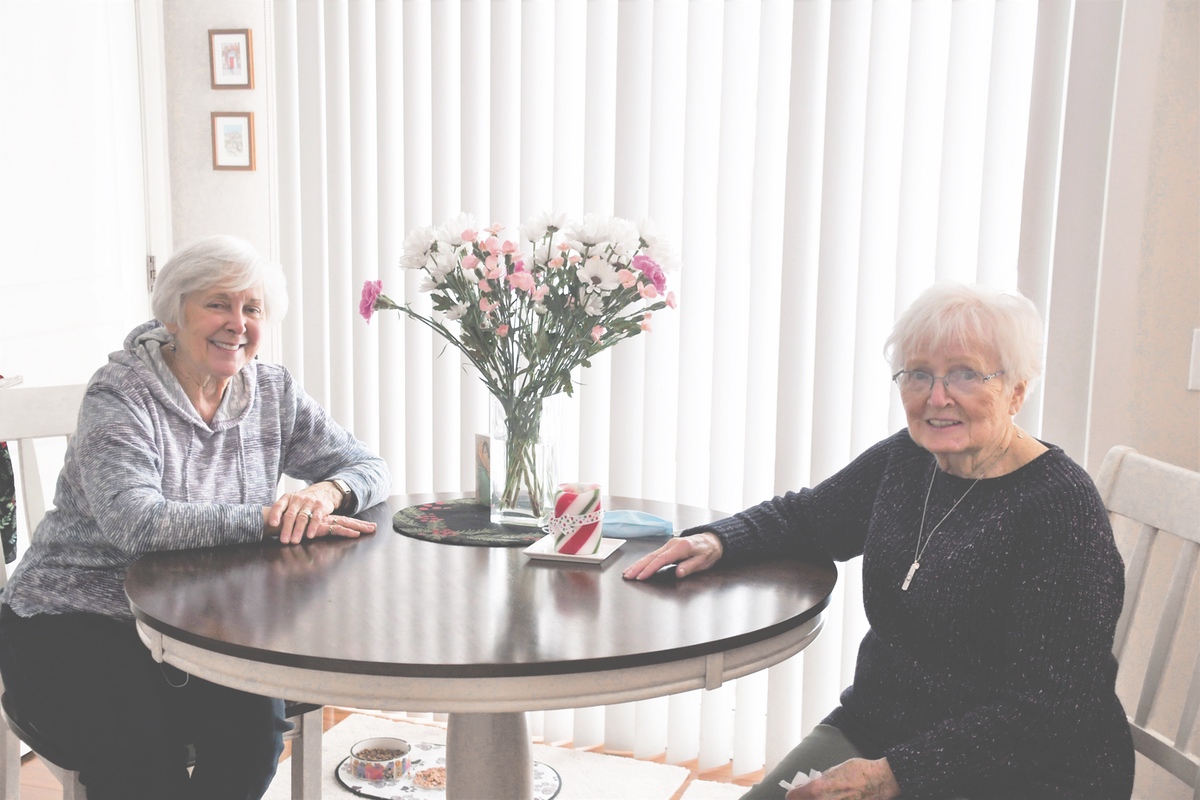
top-left (901, 445), bottom-right (1008, 591)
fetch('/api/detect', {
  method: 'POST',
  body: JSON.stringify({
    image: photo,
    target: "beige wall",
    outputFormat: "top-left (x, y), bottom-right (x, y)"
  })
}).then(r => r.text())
top-left (1089, 0), bottom-right (1200, 476)
top-left (161, 0), bottom-right (279, 359)
top-left (161, 0), bottom-right (275, 260)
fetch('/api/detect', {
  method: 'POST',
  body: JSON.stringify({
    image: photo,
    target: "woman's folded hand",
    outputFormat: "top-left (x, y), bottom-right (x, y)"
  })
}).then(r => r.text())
top-left (264, 483), bottom-right (377, 545)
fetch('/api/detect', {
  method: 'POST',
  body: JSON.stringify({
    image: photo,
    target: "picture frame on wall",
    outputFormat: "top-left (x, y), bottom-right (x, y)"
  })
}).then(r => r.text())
top-left (211, 112), bottom-right (255, 171)
top-left (208, 29), bottom-right (253, 89)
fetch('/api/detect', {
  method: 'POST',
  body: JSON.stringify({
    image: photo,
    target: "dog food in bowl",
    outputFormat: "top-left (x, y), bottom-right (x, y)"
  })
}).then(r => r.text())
top-left (349, 737), bottom-right (411, 784)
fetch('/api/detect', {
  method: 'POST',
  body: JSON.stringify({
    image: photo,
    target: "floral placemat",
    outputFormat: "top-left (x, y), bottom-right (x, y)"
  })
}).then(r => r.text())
top-left (334, 741), bottom-right (562, 799)
top-left (392, 498), bottom-right (546, 547)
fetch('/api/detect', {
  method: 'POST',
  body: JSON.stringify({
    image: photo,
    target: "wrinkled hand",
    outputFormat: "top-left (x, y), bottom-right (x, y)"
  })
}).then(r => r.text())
top-left (786, 758), bottom-right (900, 800)
top-left (622, 532), bottom-right (724, 581)
top-left (264, 482), bottom-right (376, 545)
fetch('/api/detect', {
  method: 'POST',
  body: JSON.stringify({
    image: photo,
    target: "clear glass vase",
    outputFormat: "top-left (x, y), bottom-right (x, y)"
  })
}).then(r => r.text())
top-left (489, 393), bottom-right (558, 527)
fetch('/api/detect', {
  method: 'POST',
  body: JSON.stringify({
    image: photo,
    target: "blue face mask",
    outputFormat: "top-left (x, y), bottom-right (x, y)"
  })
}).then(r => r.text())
top-left (601, 509), bottom-right (674, 538)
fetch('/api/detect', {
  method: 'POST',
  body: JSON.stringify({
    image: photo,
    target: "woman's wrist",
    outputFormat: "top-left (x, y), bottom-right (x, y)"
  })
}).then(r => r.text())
top-left (329, 478), bottom-right (353, 512)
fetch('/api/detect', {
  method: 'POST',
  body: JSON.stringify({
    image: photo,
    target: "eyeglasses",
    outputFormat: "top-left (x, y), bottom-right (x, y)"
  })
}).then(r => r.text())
top-left (892, 369), bottom-right (1005, 395)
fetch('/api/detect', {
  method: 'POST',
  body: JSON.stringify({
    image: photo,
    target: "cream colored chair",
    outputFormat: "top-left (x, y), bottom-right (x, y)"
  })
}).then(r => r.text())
top-left (0, 383), bottom-right (87, 799)
top-left (0, 383), bottom-right (322, 799)
top-left (1098, 446), bottom-right (1200, 799)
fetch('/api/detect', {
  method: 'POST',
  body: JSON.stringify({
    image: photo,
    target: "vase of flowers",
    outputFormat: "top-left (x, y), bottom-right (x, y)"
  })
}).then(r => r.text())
top-left (361, 212), bottom-right (678, 527)
top-left (488, 392), bottom-right (558, 525)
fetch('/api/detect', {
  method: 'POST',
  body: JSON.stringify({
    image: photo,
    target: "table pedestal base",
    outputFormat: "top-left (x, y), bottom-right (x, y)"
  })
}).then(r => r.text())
top-left (446, 711), bottom-right (532, 800)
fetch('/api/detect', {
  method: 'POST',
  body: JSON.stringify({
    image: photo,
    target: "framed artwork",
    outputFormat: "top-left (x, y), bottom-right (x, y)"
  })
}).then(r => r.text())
top-left (209, 29), bottom-right (254, 89)
top-left (211, 112), bottom-right (255, 171)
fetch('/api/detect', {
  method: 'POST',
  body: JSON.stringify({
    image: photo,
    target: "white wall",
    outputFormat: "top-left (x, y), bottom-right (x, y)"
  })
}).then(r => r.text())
top-left (161, 0), bottom-right (275, 260)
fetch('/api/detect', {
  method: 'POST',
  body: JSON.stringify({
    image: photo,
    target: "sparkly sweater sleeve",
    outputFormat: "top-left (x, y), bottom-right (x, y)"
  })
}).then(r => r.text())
top-left (692, 432), bottom-right (915, 563)
top-left (881, 458), bottom-right (1127, 798)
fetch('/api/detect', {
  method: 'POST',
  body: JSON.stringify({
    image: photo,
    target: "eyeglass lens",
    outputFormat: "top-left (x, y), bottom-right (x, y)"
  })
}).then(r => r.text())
top-left (897, 370), bottom-right (984, 393)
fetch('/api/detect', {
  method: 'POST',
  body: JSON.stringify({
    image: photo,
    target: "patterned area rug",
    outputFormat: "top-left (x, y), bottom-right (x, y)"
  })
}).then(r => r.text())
top-left (264, 713), bottom-right (692, 800)
top-left (392, 497), bottom-right (546, 547)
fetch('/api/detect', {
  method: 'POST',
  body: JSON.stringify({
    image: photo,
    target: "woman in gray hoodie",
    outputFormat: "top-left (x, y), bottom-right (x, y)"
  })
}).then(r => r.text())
top-left (0, 235), bottom-right (391, 799)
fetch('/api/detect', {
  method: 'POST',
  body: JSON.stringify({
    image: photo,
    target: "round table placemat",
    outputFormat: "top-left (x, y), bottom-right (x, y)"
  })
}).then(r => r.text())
top-left (392, 498), bottom-right (547, 546)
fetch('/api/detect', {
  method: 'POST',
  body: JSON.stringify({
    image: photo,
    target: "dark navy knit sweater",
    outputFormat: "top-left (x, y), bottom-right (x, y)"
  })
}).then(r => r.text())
top-left (701, 430), bottom-right (1134, 800)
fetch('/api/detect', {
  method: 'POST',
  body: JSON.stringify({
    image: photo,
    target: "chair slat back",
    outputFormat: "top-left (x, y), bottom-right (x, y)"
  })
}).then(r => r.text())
top-left (0, 384), bottom-right (87, 588)
top-left (1097, 446), bottom-right (1200, 797)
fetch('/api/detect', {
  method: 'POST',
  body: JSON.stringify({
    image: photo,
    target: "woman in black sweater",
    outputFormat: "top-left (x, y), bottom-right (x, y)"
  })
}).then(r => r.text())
top-left (625, 282), bottom-right (1133, 800)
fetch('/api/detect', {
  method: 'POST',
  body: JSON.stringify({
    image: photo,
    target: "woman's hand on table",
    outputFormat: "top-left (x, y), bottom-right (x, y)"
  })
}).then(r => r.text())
top-left (785, 758), bottom-right (900, 800)
top-left (622, 532), bottom-right (724, 580)
top-left (264, 482), bottom-right (376, 545)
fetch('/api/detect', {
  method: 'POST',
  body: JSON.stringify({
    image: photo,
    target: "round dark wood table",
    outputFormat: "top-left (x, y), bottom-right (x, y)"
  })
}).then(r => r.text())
top-left (125, 494), bottom-right (836, 800)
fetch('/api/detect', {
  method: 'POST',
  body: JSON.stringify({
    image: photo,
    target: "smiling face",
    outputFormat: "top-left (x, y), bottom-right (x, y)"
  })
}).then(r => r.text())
top-left (165, 283), bottom-right (264, 393)
top-left (901, 342), bottom-right (1027, 476)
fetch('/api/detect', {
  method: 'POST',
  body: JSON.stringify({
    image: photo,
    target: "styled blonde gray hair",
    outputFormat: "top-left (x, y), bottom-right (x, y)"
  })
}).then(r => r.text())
top-left (884, 282), bottom-right (1044, 388)
top-left (151, 235), bottom-right (289, 326)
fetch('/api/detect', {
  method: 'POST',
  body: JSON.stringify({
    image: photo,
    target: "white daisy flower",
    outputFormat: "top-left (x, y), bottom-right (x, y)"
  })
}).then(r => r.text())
top-left (400, 225), bottom-right (437, 269)
top-left (520, 211), bottom-right (570, 244)
top-left (577, 255), bottom-right (621, 295)
top-left (436, 212), bottom-right (479, 246)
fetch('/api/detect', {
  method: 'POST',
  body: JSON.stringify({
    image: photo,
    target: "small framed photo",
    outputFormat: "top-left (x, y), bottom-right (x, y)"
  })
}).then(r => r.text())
top-left (211, 112), bottom-right (255, 171)
top-left (209, 29), bottom-right (254, 89)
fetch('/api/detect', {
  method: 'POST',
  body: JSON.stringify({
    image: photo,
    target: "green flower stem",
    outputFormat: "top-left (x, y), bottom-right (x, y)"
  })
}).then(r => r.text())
top-left (497, 396), bottom-right (547, 517)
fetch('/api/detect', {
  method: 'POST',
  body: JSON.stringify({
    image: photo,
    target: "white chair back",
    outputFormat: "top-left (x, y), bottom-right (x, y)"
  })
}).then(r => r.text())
top-left (0, 383), bottom-right (87, 797)
top-left (0, 384), bottom-right (88, 569)
top-left (1097, 445), bottom-right (1200, 799)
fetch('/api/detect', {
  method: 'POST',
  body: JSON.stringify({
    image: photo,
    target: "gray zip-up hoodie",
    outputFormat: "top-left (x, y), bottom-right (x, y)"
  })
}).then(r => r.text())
top-left (3, 320), bottom-right (391, 619)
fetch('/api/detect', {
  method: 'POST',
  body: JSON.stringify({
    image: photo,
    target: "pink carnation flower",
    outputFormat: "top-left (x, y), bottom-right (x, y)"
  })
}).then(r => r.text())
top-left (631, 254), bottom-right (667, 293)
top-left (360, 279), bottom-right (383, 322)
top-left (508, 271), bottom-right (536, 292)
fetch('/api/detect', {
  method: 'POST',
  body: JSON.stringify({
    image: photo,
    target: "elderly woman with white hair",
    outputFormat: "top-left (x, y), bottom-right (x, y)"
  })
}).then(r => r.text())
top-left (0, 235), bottom-right (390, 799)
top-left (626, 282), bottom-right (1134, 800)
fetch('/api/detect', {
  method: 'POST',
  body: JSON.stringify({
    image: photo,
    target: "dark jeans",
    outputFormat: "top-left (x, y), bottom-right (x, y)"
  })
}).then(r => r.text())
top-left (0, 604), bottom-right (287, 800)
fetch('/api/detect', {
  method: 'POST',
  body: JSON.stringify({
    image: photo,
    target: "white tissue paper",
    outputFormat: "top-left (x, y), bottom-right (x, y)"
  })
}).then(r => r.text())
top-left (779, 769), bottom-right (822, 790)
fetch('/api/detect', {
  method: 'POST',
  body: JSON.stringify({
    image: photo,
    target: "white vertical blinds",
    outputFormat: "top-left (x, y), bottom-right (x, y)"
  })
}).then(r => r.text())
top-left (274, 0), bottom-right (1074, 779)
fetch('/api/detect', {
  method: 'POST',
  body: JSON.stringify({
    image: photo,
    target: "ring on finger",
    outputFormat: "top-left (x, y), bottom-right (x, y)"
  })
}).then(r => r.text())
top-left (298, 510), bottom-right (313, 519)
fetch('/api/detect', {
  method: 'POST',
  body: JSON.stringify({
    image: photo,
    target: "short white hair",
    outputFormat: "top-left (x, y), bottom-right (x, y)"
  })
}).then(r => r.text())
top-left (884, 282), bottom-right (1044, 388)
top-left (151, 235), bottom-right (289, 326)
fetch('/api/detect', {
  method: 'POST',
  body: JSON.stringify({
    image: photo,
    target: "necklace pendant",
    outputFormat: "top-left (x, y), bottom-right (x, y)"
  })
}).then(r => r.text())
top-left (902, 561), bottom-right (920, 591)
